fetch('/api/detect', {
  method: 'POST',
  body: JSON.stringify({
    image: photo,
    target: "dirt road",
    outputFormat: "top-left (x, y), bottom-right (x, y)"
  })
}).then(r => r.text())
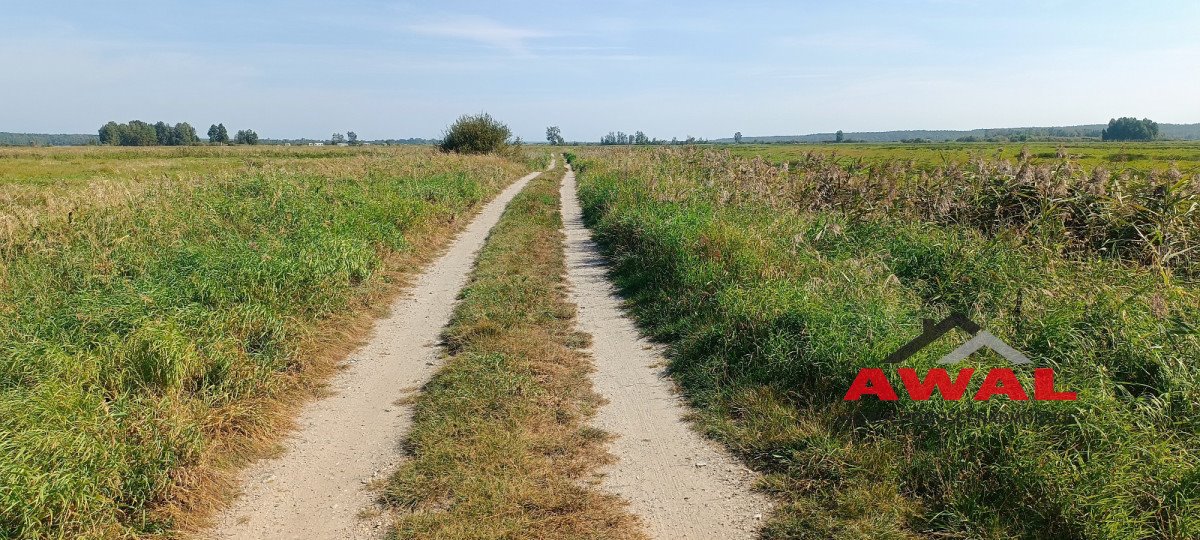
top-left (559, 164), bottom-right (770, 539)
top-left (209, 170), bottom-right (542, 540)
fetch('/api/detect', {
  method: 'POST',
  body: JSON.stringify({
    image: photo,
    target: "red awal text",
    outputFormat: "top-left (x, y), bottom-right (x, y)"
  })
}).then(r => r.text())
top-left (843, 368), bottom-right (1076, 401)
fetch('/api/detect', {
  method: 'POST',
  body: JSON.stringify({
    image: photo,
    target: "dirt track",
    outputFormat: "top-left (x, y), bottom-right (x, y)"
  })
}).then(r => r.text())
top-left (208, 156), bottom-right (767, 540)
top-left (209, 169), bottom-right (542, 540)
top-left (559, 164), bottom-right (770, 539)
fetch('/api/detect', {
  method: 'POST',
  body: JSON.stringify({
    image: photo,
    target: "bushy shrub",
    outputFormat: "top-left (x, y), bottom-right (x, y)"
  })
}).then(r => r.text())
top-left (439, 113), bottom-right (514, 155)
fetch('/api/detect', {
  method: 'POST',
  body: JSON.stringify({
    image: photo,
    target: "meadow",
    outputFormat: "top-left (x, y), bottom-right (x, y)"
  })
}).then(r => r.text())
top-left (568, 144), bottom-right (1199, 539)
top-left (0, 146), bottom-right (534, 539)
top-left (731, 141), bottom-right (1200, 176)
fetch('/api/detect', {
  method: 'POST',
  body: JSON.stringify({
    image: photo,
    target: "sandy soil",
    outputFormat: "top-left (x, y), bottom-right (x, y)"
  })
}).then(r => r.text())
top-left (559, 164), bottom-right (771, 539)
top-left (208, 169), bottom-right (542, 540)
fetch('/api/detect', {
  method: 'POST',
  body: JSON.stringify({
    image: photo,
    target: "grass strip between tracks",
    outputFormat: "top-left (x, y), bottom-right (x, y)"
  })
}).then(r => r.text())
top-left (385, 161), bottom-right (644, 539)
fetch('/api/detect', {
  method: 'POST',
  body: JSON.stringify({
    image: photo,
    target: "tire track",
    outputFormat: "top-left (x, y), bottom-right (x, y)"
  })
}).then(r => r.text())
top-left (559, 163), bottom-right (770, 539)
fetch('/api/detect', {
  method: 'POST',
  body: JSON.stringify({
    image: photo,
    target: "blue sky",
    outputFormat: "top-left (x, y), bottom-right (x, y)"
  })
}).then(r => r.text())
top-left (2, 1), bottom-right (1198, 141)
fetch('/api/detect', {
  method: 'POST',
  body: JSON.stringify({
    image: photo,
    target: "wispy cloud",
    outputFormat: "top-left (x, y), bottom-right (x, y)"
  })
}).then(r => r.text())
top-left (407, 18), bottom-right (553, 55)
top-left (771, 31), bottom-right (928, 52)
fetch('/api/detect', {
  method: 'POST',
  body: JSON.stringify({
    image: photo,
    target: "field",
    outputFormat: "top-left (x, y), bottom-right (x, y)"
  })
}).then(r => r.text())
top-left (5, 141), bottom-right (1198, 539)
top-left (731, 141), bottom-right (1200, 176)
top-left (0, 146), bottom-right (535, 538)
top-left (568, 143), bottom-right (1199, 539)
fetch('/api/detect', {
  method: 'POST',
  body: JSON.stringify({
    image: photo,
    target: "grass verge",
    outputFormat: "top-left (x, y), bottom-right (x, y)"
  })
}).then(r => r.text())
top-left (568, 147), bottom-right (1199, 540)
top-left (384, 161), bottom-right (644, 539)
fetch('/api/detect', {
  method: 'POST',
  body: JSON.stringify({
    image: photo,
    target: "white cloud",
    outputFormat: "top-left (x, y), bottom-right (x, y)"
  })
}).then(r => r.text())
top-left (407, 18), bottom-right (552, 55)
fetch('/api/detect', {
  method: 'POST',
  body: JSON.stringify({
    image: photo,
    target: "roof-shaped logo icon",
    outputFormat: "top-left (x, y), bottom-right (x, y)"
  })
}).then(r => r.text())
top-left (885, 314), bottom-right (1030, 365)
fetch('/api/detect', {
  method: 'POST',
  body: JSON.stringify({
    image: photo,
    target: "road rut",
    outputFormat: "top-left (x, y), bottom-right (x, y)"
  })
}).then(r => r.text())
top-left (559, 164), bottom-right (770, 539)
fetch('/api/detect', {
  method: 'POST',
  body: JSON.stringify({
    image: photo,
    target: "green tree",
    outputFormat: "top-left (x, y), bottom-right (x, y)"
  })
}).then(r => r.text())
top-left (734, 131), bottom-right (742, 144)
top-left (1102, 117), bottom-right (1159, 141)
top-left (207, 123), bottom-right (229, 144)
top-left (120, 121), bottom-right (158, 146)
top-left (154, 121), bottom-right (173, 145)
top-left (172, 123), bottom-right (199, 145)
top-left (836, 130), bottom-right (845, 143)
top-left (347, 131), bottom-right (359, 145)
top-left (234, 129), bottom-right (259, 145)
top-left (439, 113), bottom-right (513, 154)
top-left (98, 121), bottom-right (123, 145)
top-left (546, 126), bottom-right (564, 145)
top-left (98, 120), bottom-right (198, 146)
top-left (331, 133), bottom-right (346, 145)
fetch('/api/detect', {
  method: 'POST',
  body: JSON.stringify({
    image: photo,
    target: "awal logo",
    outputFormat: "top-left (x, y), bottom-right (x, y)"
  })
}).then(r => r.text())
top-left (844, 314), bottom-right (1076, 402)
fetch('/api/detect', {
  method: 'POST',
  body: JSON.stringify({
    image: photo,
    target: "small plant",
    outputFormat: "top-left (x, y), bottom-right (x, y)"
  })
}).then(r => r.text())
top-left (439, 113), bottom-right (515, 155)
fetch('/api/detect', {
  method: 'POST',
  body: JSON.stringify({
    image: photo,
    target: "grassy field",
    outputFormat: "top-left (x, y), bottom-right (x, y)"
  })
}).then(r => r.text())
top-left (568, 145), bottom-right (1199, 539)
top-left (385, 161), bottom-right (643, 539)
top-left (729, 141), bottom-right (1200, 176)
top-left (0, 146), bottom-right (537, 539)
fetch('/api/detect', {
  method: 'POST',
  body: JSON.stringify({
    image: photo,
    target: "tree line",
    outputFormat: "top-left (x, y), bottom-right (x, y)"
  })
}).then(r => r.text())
top-left (98, 120), bottom-right (258, 146)
top-left (598, 130), bottom-right (706, 145)
top-left (0, 132), bottom-right (97, 146)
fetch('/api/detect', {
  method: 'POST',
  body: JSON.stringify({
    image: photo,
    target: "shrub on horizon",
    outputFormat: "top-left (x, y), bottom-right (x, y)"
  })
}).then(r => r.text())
top-left (439, 113), bottom-right (516, 155)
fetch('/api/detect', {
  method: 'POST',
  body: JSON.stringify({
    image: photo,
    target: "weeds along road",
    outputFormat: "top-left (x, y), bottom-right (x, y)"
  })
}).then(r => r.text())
top-left (560, 163), bottom-right (771, 538)
top-left (210, 168), bottom-right (544, 540)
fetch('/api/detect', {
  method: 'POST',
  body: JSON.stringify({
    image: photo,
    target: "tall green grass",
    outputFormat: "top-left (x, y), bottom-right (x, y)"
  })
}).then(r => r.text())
top-left (0, 147), bottom-right (526, 539)
top-left (568, 147), bottom-right (1199, 539)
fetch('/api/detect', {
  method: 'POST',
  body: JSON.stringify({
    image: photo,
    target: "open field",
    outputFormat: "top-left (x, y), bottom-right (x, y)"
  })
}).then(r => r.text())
top-left (568, 145), bottom-right (1199, 539)
top-left (729, 141), bottom-right (1200, 175)
top-left (5, 140), bottom-right (1198, 539)
top-left (0, 146), bottom-right (536, 539)
top-left (7, 2), bottom-right (1196, 539)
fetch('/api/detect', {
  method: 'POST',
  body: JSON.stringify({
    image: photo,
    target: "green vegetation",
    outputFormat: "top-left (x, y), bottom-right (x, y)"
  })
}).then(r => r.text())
top-left (729, 141), bottom-right (1200, 175)
top-left (0, 133), bottom-right (97, 147)
top-left (98, 121), bottom-right (202, 146)
top-left (207, 124), bottom-right (228, 144)
top-left (725, 122), bottom-right (1200, 143)
top-left (439, 113), bottom-right (518, 155)
top-left (233, 129), bottom-right (259, 145)
top-left (568, 146), bottom-right (1199, 539)
top-left (600, 131), bottom-right (652, 145)
top-left (385, 161), bottom-right (642, 539)
top-left (546, 125), bottom-right (565, 146)
top-left (0, 146), bottom-right (527, 539)
top-left (1103, 117), bottom-right (1160, 141)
